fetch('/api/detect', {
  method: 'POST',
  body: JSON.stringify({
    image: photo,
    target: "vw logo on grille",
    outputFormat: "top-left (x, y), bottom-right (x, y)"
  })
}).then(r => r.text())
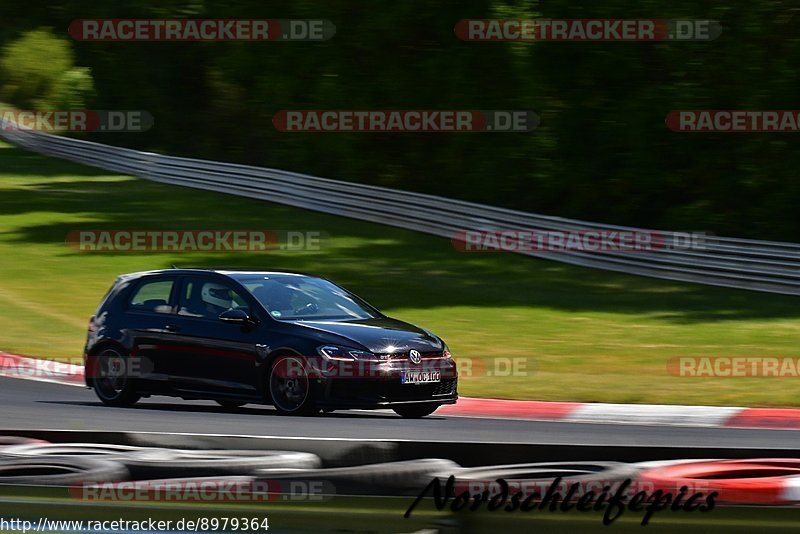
top-left (409, 350), bottom-right (422, 365)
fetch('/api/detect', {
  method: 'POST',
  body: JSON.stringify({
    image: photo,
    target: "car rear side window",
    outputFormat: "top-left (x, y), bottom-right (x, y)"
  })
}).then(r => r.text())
top-left (128, 279), bottom-right (174, 314)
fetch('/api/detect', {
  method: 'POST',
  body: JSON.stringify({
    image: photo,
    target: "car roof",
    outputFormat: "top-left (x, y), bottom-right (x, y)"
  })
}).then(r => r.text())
top-left (119, 268), bottom-right (317, 281)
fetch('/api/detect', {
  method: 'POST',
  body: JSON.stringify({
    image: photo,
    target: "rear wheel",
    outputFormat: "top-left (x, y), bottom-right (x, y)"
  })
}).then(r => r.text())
top-left (267, 355), bottom-right (317, 416)
top-left (92, 348), bottom-right (140, 407)
top-left (393, 404), bottom-right (440, 418)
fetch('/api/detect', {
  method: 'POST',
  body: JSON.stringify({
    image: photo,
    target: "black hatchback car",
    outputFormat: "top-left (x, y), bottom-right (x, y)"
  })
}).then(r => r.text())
top-left (84, 269), bottom-right (458, 418)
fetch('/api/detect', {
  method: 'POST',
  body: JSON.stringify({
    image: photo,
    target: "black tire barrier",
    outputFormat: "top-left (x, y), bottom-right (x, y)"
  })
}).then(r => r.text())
top-left (9, 436), bottom-right (800, 506)
top-left (125, 449), bottom-right (322, 479)
top-left (1, 443), bottom-right (322, 479)
top-left (437, 461), bottom-right (639, 483)
top-left (256, 458), bottom-right (461, 496)
top-left (430, 461), bottom-right (641, 499)
top-left (0, 442), bottom-right (146, 458)
top-left (0, 456), bottom-right (129, 485)
top-left (317, 441), bottom-right (398, 468)
top-left (121, 433), bottom-right (398, 468)
top-left (637, 458), bottom-right (800, 504)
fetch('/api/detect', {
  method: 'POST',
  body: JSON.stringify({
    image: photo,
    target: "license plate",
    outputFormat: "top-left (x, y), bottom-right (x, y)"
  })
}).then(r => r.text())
top-left (402, 370), bottom-right (441, 384)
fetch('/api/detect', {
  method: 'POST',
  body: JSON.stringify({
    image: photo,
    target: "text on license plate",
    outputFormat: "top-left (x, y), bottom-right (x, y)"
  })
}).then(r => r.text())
top-left (402, 370), bottom-right (441, 384)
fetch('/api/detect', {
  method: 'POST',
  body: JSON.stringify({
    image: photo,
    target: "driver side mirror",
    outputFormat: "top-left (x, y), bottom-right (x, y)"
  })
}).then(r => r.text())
top-left (219, 308), bottom-right (253, 325)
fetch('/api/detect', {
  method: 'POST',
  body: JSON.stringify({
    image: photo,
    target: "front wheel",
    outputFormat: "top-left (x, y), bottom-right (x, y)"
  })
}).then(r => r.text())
top-left (267, 355), bottom-right (317, 416)
top-left (92, 348), bottom-right (140, 407)
top-left (393, 404), bottom-right (440, 419)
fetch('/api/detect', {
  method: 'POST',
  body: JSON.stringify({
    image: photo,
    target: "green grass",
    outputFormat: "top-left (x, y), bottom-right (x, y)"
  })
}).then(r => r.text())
top-left (4, 486), bottom-right (800, 533)
top-left (2, 139), bottom-right (800, 406)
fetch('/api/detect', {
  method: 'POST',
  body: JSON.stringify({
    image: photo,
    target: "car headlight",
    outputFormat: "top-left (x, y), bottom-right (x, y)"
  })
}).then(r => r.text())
top-left (317, 345), bottom-right (387, 362)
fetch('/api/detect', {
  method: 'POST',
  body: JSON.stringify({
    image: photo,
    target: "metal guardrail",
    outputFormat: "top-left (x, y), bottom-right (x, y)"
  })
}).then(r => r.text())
top-left (3, 127), bottom-right (800, 296)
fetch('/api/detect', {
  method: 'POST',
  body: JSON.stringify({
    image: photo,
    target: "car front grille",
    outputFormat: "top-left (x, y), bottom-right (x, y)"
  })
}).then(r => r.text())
top-left (432, 378), bottom-right (458, 396)
top-left (330, 378), bottom-right (457, 403)
top-left (383, 351), bottom-right (445, 361)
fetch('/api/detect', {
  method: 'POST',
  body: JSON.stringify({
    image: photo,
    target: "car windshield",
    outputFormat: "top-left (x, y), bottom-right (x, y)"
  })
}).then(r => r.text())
top-left (238, 275), bottom-right (380, 322)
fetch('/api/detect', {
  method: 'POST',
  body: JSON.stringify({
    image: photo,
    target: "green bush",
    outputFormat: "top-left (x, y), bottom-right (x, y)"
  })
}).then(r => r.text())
top-left (0, 28), bottom-right (94, 110)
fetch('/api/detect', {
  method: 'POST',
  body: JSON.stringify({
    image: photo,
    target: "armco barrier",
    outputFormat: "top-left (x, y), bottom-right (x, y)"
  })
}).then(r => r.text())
top-left (4, 127), bottom-right (800, 295)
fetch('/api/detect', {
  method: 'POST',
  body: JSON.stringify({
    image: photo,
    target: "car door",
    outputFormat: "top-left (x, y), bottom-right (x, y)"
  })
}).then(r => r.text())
top-left (122, 275), bottom-right (180, 387)
top-left (166, 276), bottom-right (261, 397)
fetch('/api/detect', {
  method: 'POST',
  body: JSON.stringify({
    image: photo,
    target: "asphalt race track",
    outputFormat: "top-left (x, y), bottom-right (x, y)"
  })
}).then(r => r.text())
top-left (2, 376), bottom-right (800, 448)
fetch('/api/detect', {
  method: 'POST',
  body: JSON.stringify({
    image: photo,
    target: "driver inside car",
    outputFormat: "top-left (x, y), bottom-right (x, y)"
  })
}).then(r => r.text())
top-left (201, 282), bottom-right (235, 316)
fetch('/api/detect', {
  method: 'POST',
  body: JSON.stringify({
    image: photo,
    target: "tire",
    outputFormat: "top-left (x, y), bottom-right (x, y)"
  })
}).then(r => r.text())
top-left (0, 442), bottom-right (147, 459)
top-left (393, 404), bottom-right (440, 418)
top-left (125, 449), bottom-right (322, 479)
top-left (633, 459), bottom-right (718, 470)
top-left (302, 442), bottom-right (397, 468)
top-left (256, 458), bottom-right (461, 496)
top-left (637, 459), bottom-right (800, 504)
top-left (2, 443), bottom-right (321, 480)
top-left (267, 355), bottom-right (317, 416)
top-left (216, 400), bottom-right (247, 409)
top-left (92, 347), bottom-right (141, 407)
top-left (441, 461), bottom-right (638, 482)
top-left (0, 456), bottom-right (129, 485)
top-left (0, 436), bottom-right (49, 450)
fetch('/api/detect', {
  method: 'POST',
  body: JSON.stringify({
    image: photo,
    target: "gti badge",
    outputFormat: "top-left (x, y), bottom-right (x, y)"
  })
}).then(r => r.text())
top-left (409, 350), bottom-right (422, 365)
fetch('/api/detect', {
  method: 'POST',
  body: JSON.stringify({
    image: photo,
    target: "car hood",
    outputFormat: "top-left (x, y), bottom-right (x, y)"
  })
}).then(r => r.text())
top-left (288, 317), bottom-right (444, 353)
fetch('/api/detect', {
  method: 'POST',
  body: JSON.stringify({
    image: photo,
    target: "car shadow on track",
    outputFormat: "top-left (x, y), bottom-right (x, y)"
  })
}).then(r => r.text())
top-left (34, 400), bottom-right (419, 420)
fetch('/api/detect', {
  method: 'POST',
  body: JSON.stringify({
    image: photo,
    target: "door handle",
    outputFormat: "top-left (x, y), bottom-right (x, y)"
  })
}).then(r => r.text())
top-left (164, 324), bottom-right (181, 332)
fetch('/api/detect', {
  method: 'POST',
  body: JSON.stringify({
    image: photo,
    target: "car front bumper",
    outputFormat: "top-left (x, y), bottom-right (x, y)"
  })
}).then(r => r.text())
top-left (311, 358), bottom-right (459, 408)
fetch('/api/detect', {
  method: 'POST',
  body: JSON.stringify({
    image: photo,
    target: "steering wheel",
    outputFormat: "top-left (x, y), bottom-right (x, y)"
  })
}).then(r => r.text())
top-left (293, 302), bottom-right (319, 315)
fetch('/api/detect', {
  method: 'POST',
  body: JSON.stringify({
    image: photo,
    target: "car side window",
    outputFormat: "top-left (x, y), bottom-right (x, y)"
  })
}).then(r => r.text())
top-left (178, 279), bottom-right (249, 320)
top-left (128, 279), bottom-right (175, 314)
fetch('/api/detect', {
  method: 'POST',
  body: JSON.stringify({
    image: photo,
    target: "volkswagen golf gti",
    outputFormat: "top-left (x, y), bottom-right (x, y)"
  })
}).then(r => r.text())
top-left (83, 269), bottom-right (458, 418)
